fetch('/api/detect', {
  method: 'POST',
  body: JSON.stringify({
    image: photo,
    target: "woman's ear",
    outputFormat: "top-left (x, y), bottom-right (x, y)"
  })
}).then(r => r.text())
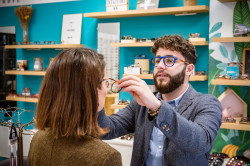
top-left (186, 64), bottom-right (194, 76)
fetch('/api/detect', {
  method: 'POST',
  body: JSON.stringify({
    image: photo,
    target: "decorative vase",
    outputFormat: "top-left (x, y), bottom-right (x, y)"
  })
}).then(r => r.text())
top-left (21, 24), bottom-right (29, 44)
top-left (183, 0), bottom-right (197, 6)
top-left (15, 6), bottom-right (33, 44)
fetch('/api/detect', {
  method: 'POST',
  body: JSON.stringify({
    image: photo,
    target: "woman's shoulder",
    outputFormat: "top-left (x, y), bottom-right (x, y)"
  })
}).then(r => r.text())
top-left (83, 136), bottom-right (118, 152)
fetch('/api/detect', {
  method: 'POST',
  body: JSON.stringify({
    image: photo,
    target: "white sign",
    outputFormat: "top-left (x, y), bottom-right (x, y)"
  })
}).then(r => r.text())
top-left (61, 14), bottom-right (82, 44)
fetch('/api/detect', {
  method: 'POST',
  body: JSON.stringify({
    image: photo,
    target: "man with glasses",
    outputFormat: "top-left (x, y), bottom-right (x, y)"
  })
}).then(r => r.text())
top-left (98, 35), bottom-right (222, 166)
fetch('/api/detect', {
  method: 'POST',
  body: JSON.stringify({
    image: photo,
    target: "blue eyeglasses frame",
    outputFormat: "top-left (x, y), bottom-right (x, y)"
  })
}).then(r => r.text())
top-left (149, 56), bottom-right (189, 67)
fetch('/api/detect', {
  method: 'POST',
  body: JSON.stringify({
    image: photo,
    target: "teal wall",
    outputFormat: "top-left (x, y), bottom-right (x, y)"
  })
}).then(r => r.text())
top-left (0, 0), bottom-right (209, 126)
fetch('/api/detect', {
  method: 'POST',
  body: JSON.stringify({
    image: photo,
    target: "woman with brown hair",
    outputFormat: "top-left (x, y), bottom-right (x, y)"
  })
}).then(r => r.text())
top-left (28, 48), bottom-right (122, 166)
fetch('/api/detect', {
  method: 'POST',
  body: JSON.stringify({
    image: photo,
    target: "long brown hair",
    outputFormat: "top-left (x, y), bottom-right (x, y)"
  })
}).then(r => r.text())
top-left (35, 48), bottom-right (108, 138)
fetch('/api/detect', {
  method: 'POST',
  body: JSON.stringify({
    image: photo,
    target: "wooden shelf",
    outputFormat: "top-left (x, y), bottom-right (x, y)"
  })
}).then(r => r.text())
top-left (84, 5), bottom-right (209, 19)
top-left (212, 37), bottom-right (250, 43)
top-left (111, 41), bottom-right (208, 47)
top-left (6, 94), bottom-right (118, 103)
top-left (5, 70), bottom-right (46, 76)
top-left (4, 44), bottom-right (84, 49)
top-left (106, 93), bottom-right (119, 98)
top-left (221, 123), bottom-right (250, 131)
top-left (111, 104), bottom-right (128, 109)
top-left (211, 79), bottom-right (250, 86)
top-left (6, 96), bottom-right (38, 103)
top-left (219, 0), bottom-right (250, 2)
top-left (123, 74), bottom-right (208, 81)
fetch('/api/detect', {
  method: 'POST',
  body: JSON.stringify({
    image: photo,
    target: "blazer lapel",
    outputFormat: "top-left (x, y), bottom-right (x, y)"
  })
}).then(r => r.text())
top-left (143, 108), bottom-right (155, 160)
top-left (176, 85), bottom-right (197, 115)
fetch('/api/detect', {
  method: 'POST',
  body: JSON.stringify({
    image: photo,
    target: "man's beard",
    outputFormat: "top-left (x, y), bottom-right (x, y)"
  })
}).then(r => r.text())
top-left (153, 66), bottom-right (186, 94)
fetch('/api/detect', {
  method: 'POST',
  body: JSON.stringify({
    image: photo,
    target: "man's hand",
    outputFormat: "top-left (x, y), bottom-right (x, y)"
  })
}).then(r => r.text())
top-left (118, 75), bottom-right (161, 111)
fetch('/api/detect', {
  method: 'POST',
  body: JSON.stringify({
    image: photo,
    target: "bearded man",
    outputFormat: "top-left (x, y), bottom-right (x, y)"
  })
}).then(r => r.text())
top-left (98, 35), bottom-right (222, 166)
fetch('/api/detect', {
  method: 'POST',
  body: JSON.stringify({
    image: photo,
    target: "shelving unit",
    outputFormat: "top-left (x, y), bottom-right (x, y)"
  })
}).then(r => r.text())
top-left (211, 79), bottom-right (250, 86)
top-left (84, 5), bottom-right (209, 19)
top-left (212, 37), bottom-right (250, 43)
top-left (111, 104), bottom-right (128, 109)
top-left (111, 41), bottom-right (209, 47)
top-left (5, 70), bottom-right (46, 76)
top-left (6, 96), bottom-right (38, 103)
top-left (123, 74), bottom-right (208, 81)
top-left (4, 44), bottom-right (84, 49)
top-left (221, 123), bottom-right (250, 131)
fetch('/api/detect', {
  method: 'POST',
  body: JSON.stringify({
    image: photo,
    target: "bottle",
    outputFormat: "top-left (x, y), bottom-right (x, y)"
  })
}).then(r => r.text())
top-left (34, 58), bottom-right (43, 71)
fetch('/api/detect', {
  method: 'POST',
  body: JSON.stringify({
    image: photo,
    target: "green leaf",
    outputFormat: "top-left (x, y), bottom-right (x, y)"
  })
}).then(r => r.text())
top-left (219, 45), bottom-right (229, 59)
top-left (234, 42), bottom-right (244, 62)
top-left (230, 50), bottom-right (237, 62)
top-left (209, 49), bottom-right (214, 55)
top-left (233, 2), bottom-right (250, 61)
top-left (216, 63), bottom-right (227, 70)
top-left (209, 22), bottom-right (222, 34)
top-left (208, 56), bottom-right (222, 96)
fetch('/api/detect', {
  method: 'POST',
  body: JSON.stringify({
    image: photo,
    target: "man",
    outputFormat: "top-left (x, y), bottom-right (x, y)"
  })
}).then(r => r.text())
top-left (98, 35), bottom-right (222, 166)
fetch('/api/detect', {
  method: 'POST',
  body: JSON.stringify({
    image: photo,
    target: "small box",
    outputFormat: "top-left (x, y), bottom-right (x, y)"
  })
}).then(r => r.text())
top-left (124, 66), bottom-right (140, 75)
top-left (226, 66), bottom-right (239, 78)
top-left (188, 38), bottom-right (206, 42)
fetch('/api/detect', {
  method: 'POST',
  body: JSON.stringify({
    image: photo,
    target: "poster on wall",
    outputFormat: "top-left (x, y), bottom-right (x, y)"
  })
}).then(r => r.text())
top-left (61, 14), bottom-right (82, 44)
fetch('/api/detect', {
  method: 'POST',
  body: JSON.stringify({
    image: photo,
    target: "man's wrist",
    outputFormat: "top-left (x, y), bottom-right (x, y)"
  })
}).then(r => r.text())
top-left (148, 99), bottom-right (161, 116)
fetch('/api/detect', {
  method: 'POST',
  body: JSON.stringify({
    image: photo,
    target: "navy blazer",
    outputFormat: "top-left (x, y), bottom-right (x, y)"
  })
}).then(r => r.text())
top-left (98, 85), bottom-right (222, 166)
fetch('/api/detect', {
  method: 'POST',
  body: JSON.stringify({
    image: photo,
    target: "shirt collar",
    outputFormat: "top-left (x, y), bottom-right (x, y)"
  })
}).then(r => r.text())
top-left (156, 84), bottom-right (189, 107)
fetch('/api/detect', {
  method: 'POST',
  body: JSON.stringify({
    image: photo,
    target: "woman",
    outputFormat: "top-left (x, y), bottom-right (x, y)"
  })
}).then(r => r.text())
top-left (28, 48), bottom-right (122, 166)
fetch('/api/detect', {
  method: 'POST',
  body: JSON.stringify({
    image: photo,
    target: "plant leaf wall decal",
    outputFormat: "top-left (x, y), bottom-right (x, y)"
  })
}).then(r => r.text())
top-left (233, 1), bottom-right (250, 62)
top-left (210, 22), bottom-right (222, 34)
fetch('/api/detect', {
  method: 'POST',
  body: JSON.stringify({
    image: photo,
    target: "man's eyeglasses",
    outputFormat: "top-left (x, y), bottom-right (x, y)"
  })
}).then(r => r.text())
top-left (102, 78), bottom-right (122, 93)
top-left (150, 56), bottom-right (189, 67)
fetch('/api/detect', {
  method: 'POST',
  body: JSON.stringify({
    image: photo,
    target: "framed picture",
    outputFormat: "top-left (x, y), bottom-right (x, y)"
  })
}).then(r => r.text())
top-left (17, 60), bottom-right (28, 71)
top-left (61, 14), bottom-right (82, 44)
top-left (136, 0), bottom-right (159, 10)
top-left (243, 48), bottom-right (250, 76)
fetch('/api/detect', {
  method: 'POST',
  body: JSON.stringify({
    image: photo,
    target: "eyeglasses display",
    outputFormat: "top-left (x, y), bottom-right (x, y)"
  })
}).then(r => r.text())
top-left (209, 152), bottom-right (227, 166)
top-left (209, 153), bottom-right (250, 166)
top-left (226, 156), bottom-right (250, 166)
top-left (118, 99), bottom-right (130, 105)
top-left (136, 38), bottom-right (147, 42)
top-left (13, 41), bottom-right (56, 45)
top-left (150, 56), bottom-right (190, 67)
top-left (222, 117), bottom-right (236, 123)
top-left (103, 78), bottom-right (121, 93)
top-left (215, 74), bottom-right (250, 80)
top-left (121, 133), bottom-right (134, 140)
top-left (121, 35), bottom-right (133, 40)
top-left (239, 117), bottom-right (250, 124)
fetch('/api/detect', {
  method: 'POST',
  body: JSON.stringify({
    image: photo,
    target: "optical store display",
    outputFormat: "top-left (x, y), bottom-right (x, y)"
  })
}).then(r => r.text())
top-left (209, 152), bottom-right (250, 166)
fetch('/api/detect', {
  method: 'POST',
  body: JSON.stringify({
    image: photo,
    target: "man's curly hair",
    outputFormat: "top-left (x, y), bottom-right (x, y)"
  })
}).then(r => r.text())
top-left (152, 35), bottom-right (197, 65)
